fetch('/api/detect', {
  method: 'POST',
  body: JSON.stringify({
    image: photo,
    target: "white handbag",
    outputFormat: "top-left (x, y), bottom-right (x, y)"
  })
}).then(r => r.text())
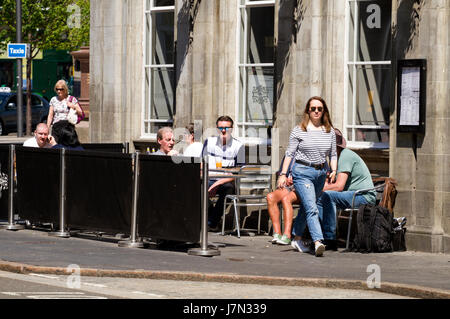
top-left (67, 108), bottom-right (78, 125)
top-left (66, 96), bottom-right (78, 125)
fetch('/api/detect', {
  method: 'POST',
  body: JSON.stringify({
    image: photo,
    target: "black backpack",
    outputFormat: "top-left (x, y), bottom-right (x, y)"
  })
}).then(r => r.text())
top-left (351, 204), bottom-right (393, 253)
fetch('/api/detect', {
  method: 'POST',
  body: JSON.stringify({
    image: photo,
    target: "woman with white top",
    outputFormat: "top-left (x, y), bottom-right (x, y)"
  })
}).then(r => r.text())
top-left (183, 123), bottom-right (203, 157)
top-left (277, 96), bottom-right (337, 257)
top-left (46, 80), bottom-right (83, 128)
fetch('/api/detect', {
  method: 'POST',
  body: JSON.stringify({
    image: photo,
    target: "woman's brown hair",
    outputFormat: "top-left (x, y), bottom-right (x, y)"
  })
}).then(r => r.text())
top-left (300, 96), bottom-right (333, 132)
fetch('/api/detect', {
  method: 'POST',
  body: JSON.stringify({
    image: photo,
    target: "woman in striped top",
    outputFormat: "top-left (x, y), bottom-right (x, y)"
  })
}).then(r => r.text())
top-left (277, 96), bottom-right (337, 257)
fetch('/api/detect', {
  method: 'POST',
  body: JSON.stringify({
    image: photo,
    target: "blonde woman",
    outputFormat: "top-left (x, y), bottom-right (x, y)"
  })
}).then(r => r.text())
top-left (46, 80), bottom-right (83, 127)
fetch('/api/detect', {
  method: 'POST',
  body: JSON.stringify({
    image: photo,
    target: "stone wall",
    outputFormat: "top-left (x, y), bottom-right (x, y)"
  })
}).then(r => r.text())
top-left (391, 0), bottom-right (450, 253)
top-left (89, 0), bottom-right (449, 253)
top-left (275, 0), bottom-right (346, 166)
top-left (90, 0), bottom-right (143, 146)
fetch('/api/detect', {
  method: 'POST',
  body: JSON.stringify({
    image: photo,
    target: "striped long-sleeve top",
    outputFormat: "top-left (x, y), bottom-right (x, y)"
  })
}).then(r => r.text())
top-left (285, 126), bottom-right (337, 165)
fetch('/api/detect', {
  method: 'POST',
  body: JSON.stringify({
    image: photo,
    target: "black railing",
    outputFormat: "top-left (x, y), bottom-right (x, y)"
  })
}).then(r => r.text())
top-left (2, 144), bottom-right (202, 247)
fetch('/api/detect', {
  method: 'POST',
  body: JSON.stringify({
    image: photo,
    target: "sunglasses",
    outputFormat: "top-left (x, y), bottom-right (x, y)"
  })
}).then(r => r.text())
top-left (217, 127), bottom-right (232, 131)
top-left (310, 106), bottom-right (323, 112)
top-left (56, 88), bottom-right (64, 91)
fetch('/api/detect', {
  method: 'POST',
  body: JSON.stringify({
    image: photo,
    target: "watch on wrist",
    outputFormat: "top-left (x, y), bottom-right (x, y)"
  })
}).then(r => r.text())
top-left (279, 172), bottom-right (286, 176)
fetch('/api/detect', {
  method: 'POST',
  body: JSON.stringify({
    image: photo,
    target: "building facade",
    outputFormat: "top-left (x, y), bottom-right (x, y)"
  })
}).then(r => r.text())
top-left (90, 0), bottom-right (449, 253)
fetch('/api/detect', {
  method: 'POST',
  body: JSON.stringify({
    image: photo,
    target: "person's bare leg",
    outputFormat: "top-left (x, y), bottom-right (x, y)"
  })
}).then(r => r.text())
top-left (266, 189), bottom-right (289, 236)
top-left (281, 191), bottom-right (299, 239)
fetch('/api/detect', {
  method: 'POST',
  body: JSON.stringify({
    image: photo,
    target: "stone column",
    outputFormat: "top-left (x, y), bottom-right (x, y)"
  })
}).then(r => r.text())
top-left (391, 0), bottom-right (450, 253)
top-left (174, 0), bottom-right (195, 129)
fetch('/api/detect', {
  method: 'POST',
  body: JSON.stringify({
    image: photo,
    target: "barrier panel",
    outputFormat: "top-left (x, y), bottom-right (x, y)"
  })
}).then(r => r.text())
top-left (136, 155), bottom-right (201, 243)
top-left (0, 145), bottom-right (10, 220)
top-left (81, 143), bottom-right (129, 153)
top-left (15, 146), bottom-right (60, 224)
top-left (65, 150), bottom-right (133, 235)
top-left (12, 145), bottom-right (205, 251)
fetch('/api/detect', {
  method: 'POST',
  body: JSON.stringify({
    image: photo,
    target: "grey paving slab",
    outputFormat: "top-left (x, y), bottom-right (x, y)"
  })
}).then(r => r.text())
top-left (0, 229), bottom-right (449, 298)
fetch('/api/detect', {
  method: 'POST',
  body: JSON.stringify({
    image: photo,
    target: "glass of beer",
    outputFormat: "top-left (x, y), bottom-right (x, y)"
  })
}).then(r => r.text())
top-left (215, 156), bottom-right (222, 169)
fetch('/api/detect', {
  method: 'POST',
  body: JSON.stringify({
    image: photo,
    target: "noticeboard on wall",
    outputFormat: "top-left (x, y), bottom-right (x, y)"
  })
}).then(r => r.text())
top-left (397, 59), bottom-right (426, 133)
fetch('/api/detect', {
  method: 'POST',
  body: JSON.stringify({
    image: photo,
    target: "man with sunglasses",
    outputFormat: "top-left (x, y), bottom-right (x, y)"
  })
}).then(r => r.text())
top-left (202, 116), bottom-right (245, 230)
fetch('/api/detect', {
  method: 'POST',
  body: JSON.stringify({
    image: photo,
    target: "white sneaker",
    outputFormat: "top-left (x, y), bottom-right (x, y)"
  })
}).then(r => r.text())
top-left (271, 233), bottom-right (281, 244)
top-left (291, 239), bottom-right (311, 253)
top-left (314, 241), bottom-right (325, 257)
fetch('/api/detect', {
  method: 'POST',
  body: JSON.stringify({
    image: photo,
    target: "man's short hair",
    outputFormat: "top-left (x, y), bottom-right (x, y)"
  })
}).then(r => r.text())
top-left (35, 122), bottom-right (49, 133)
top-left (216, 116), bottom-right (234, 127)
top-left (157, 127), bottom-right (173, 141)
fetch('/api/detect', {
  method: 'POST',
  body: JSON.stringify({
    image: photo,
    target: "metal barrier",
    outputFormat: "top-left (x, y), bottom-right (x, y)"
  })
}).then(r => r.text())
top-left (15, 146), bottom-right (61, 227)
top-left (0, 144), bottom-right (10, 221)
top-left (136, 154), bottom-right (202, 243)
top-left (0, 145), bottom-right (24, 230)
top-left (81, 142), bottom-right (129, 153)
top-left (65, 149), bottom-right (133, 236)
top-left (6, 145), bottom-right (211, 255)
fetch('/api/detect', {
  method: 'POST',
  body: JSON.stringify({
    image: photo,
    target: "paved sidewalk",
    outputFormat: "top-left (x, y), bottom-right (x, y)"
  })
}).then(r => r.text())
top-left (0, 228), bottom-right (449, 299)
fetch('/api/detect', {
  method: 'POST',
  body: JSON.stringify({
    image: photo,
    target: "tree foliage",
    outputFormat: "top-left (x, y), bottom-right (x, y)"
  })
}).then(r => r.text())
top-left (0, 0), bottom-right (89, 135)
top-left (0, 0), bottom-right (90, 57)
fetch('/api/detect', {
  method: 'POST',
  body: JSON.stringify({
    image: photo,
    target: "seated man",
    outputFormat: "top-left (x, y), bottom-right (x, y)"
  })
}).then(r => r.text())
top-left (153, 127), bottom-right (179, 156)
top-left (291, 128), bottom-right (376, 252)
top-left (266, 157), bottom-right (299, 245)
top-left (202, 116), bottom-right (245, 230)
top-left (23, 123), bottom-right (52, 148)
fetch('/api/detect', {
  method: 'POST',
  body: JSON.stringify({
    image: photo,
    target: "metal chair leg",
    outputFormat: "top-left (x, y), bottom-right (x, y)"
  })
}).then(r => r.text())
top-left (233, 198), bottom-right (240, 238)
top-left (221, 198), bottom-right (228, 236)
top-left (345, 210), bottom-right (353, 250)
top-left (257, 208), bottom-right (261, 234)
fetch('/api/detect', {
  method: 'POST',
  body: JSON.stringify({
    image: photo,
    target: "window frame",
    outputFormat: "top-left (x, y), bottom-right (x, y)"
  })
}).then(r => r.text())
top-left (343, 0), bottom-right (391, 149)
top-left (142, 0), bottom-right (175, 139)
top-left (235, 0), bottom-right (275, 144)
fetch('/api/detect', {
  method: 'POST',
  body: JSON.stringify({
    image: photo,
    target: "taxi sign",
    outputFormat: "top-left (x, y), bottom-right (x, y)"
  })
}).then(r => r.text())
top-left (7, 43), bottom-right (29, 58)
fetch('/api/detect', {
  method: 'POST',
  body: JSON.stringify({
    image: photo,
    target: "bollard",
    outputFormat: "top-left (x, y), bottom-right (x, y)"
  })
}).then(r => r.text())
top-left (49, 148), bottom-right (70, 238)
top-left (118, 152), bottom-right (144, 248)
top-left (188, 155), bottom-right (220, 257)
top-left (0, 145), bottom-right (24, 231)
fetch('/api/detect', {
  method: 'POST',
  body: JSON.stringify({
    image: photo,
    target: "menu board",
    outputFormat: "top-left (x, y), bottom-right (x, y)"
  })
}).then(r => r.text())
top-left (397, 60), bottom-right (426, 133)
top-left (399, 67), bottom-right (420, 126)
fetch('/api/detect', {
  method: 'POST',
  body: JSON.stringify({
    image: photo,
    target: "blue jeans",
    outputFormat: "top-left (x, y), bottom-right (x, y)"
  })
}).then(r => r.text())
top-left (291, 163), bottom-right (327, 242)
top-left (317, 191), bottom-right (370, 240)
top-left (294, 190), bottom-right (370, 240)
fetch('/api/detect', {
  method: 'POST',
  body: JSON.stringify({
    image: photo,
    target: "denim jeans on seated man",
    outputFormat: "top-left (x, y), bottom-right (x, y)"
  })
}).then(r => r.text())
top-left (293, 190), bottom-right (369, 243)
top-left (317, 190), bottom-right (370, 240)
top-left (291, 163), bottom-right (328, 243)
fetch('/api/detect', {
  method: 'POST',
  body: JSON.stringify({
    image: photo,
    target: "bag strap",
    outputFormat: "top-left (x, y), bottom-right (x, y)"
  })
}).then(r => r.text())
top-left (367, 205), bottom-right (379, 252)
top-left (356, 205), bottom-right (366, 250)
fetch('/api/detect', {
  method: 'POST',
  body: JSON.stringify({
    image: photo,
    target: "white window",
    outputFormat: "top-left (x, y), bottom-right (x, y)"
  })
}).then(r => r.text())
top-left (143, 0), bottom-right (175, 136)
top-left (344, 0), bottom-right (392, 148)
top-left (236, 0), bottom-right (275, 141)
